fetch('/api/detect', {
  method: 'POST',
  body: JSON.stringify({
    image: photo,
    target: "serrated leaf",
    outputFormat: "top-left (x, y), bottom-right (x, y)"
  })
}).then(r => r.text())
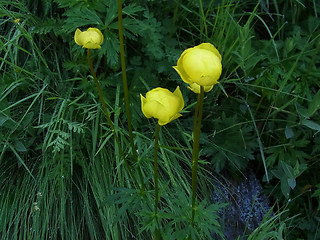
top-left (63, 7), bottom-right (103, 33)
top-left (104, 2), bottom-right (117, 26)
top-left (293, 138), bottom-right (310, 147)
top-left (54, 0), bottom-right (81, 8)
top-left (122, 3), bottom-right (144, 16)
top-left (100, 31), bottom-right (119, 67)
top-left (33, 18), bottom-right (59, 34)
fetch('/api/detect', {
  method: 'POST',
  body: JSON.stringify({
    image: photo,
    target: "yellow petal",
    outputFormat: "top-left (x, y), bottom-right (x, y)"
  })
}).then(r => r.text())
top-left (146, 87), bottom-right (165, 102)
top-left (149, 89), bottom-right (179, 116)
top-left (182, 48), bottom-right (222, 86)
top-left (74, 28), bottom-right (83, 46)
top-left (83, 42), bottom-right (101, 49)
top-left (187, 83), bottom-right (214, 94)
top-left (87, 28), bottom-right (104, 45)
top-left (168, 113), bottom-right (182, 123)
top-left (144, 100), bottom-right (170, 125)
top-left (196, 43), bottom-right (222, 61)
top-left (173, 86), bottom-right (184, 111)
top-left (141, 87), bottom-right (184, 125)
top-left (173, 48), bottom-right (195, 84)
top-left (173, 66), bottom-right (192, 85)
top-left (76, 31), bottom-right (89, 47)
top-left (174, 43), bottom-right (223, 87)
top-left (74, 27), bottom-right (103, 49)
top-left (140, 94), bottom-right (152, 118)
top-left (196, 75), bottom-right (220, 86)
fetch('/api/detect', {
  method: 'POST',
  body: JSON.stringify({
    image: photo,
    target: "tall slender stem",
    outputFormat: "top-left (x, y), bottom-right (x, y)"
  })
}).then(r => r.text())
top-left (87, 49), bottom-right (138, 188)
top-left (153, 123), bottom-right (161, 240)
top-left (190, 86), bottom-right (204, 226)
top-left (117, 0), bottom-right (145, 190)
top-left (153, 123), bottom-right (161, 215)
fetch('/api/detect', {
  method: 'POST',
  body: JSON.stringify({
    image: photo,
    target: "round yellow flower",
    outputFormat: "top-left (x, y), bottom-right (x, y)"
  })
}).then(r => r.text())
top-left (74, 28), bottom-right (104, 49)
top-left (173, 43), bottom-right (222, 93)
top-left (140, 87), bottom-right (184, 125)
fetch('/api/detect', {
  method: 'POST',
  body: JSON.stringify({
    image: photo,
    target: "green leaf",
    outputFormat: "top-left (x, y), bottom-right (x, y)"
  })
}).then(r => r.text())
top-left (63, 7), bottom-right (103, 33)
top-left (14, 141), bottom-right (27, 152)
top-left (271, 168), bottom-right (282, 180)
top-left (312, 184), bottom-right (320, 198)
top-left (54, 0), bottom-right (81, 8)
top-left (308, 90), bottom-right (320, 117)
top-left (285, 126), bottom-right (294, 139)
top-left (0, 115), bottom-right (9, 126)
top-left (21, 112), bottom-right (34, 128)
top-left (311, 184), bottom-right (320, 211)
top-left (122, 3), bottom-right (144, 16)
top-left (302, 119), bottom-right (320, 131)
top-left (295, 102), bottom-right (309, 119)
top-left (99, 31), bottom-right (119, 67)
top-left (287, 178), bottom-right (296, 190)
top-left (281, 177), bottom-right (290, 199)
top-left (280, 161), bottom-right (295, 179)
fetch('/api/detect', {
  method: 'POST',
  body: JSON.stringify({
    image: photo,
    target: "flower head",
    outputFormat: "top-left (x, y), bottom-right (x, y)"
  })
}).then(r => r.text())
top-left (173, 43), bottom-right (222, 93)
top-left (140, 87), bottom-right (184, 125)
top-left (74, 28), bottom-right (104, 49)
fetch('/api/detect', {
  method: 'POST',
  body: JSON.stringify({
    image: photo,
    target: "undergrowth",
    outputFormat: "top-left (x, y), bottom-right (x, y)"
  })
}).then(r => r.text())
top-left (0, 0), bottom-right (319, 239)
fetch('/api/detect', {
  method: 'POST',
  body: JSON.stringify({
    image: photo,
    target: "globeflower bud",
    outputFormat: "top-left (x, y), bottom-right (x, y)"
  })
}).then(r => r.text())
top-left (173, 43), bottom-right (222, 93)
top-left (74, 28), bottom-right (104, 49)
top-left (140, 87), bottom-right (184, 125)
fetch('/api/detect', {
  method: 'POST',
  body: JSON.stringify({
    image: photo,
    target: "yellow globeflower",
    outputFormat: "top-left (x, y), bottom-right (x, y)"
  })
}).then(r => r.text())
top-left (140, 87), bottom-right (184, 125)
top-left (173, 43), bottom-right (222, 93)
top-left (74, 28), bottom-right (104, 49)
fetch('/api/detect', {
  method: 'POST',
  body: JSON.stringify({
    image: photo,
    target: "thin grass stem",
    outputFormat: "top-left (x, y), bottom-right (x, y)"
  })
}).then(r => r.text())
top-left (86, 49), bottom-right (139, 188)
top-left (117, 0), bottom-right (145, 190)
top-left (153, 123), bottom-right (161, 240)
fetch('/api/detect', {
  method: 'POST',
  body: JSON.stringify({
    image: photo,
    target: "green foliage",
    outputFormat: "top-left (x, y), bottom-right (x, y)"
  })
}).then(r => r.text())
top-left (312, 184), bottom-right (320, 211)
top-left (245, 209), bottom-right (287, 240)
top-left (1, 0), bottom-right (320, 239)
top-left (202, 112), bottom-right (258, 173)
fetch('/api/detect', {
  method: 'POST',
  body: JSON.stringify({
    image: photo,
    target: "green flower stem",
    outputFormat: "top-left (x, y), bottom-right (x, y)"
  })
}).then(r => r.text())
top-left (87, 49), bottom-right (138, 188)
top-left (154, 123), bottom-right (161, 215)
top-left (190, 86), bottom-right (205, 227)
top-left (117, 0), bottom-right (145, 190)
top-left (153, 123), bottom-right (161, 240)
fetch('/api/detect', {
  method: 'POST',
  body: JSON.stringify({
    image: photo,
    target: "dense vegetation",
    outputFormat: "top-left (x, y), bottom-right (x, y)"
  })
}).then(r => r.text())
top-left (1, 0), bottom-right (319, 239)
